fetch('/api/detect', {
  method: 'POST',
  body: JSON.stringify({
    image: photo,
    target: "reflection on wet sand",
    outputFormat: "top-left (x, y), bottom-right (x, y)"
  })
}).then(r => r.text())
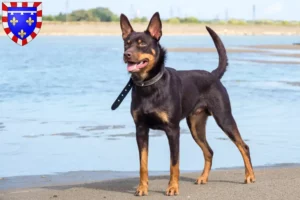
top-left (79, 125), bottom-right (125, 131)
top-left (20, 127), bottom-right (193, 140)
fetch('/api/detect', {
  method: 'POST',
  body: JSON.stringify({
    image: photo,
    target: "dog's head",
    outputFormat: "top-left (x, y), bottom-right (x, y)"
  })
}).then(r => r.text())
top-left (120, 12), bottom-right (164, 80)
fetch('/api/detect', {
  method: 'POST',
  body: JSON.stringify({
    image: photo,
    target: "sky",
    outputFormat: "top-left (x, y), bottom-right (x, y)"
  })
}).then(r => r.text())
top-left (4, 0), bottom-right (299, 20)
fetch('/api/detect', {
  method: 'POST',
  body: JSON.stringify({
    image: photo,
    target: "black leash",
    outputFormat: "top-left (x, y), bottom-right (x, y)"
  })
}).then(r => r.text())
top-left (111, 78), bottom-right (133, 110)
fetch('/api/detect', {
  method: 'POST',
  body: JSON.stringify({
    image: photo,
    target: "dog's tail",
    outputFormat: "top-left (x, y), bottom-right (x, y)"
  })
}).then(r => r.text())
top-left (206, 26), bottom-right (228, 79)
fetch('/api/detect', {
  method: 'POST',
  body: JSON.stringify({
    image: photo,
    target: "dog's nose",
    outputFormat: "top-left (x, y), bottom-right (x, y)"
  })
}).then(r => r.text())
top-left (124, 51), bottom-right (132, 59)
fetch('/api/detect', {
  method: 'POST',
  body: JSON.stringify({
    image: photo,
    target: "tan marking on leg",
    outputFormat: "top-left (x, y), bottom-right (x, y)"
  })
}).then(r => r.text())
top-left (132, 110), bottom-right (138, 123)
top-left (140, 149), bottom-right (148, 185)
top-left (166, 161), bottom-right (179, 196)
top-left (135, 148), bottom-right (149, 196)
top-left (188, 112), bottom-right (213, 184)
top-left (235, 140), bottom-right (256, 183)
top-left (155, 111), bottom-right (169, 123)
top-left (227, 127), bottom-right (255, 183)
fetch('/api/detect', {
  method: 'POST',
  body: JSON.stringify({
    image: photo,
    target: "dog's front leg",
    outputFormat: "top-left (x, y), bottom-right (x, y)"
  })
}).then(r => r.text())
top-left (165, 126), bottom-right (180, 196)
top-left (135, 125), bottom-right (149, 196)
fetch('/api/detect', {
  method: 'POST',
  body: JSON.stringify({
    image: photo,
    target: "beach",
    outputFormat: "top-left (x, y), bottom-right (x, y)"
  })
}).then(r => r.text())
top-left (1, 166), bottom-right (300, 200)
top-left (1, 22), bottom-right (300, 36)
top-left (1, 25), bottom-right (300, 200)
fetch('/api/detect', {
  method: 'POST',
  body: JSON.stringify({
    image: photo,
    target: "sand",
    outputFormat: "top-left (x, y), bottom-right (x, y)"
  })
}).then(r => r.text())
top-left (271, 53), bottom-right (300, 58)
top-left (234, 59), bottom-right (300, 65)
top-left (167, 44), bottom-right (300, 65)
top-left (245, 44), bottom-right (300, 50)
top-left (167, 48), bottom-right (269, 53)
top-left (1, 22), bottom-right (300, 36)
top-left (168, 44), bottom-right (300, 53)
top-left (1, 167), bottom-right (300, 200)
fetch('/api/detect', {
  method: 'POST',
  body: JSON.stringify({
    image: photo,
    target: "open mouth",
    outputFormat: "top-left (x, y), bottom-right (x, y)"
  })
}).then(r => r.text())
top-left (126, 59), bottom-right (149, 72)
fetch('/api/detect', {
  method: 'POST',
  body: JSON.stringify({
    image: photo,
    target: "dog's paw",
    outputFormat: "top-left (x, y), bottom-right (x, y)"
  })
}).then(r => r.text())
top-left (194, 175), bottom-right (208, 185)
top-left (244, 174), bottom-right (256, 184)
top-left (165, 183), bottom-right (179, 196)
top-left (135, 184), bottom-right (148, 196)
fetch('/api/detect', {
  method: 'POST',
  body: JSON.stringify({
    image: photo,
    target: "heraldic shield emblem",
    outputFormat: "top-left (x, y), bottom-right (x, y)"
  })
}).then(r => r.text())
top-left (2, 2), bottom-right (42, 46)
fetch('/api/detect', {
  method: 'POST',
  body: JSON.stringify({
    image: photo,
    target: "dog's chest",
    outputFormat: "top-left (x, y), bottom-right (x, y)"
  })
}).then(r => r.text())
top-left (133, 108), bottom-right (169, 130)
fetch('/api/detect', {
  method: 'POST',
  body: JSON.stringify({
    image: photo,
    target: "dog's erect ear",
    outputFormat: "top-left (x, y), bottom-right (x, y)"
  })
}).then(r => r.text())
top-left (146, 12), bottom-right (162, 41)
top-left (120, 13), bottom-right (134, 39)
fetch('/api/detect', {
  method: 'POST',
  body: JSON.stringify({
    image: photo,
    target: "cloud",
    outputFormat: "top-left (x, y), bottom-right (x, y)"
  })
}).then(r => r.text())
top-left (265, 2), bottom-right (283, 14)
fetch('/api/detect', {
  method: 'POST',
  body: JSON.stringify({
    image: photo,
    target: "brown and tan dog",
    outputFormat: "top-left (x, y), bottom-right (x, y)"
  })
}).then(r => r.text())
top-left (116, 12), bottom-right (255, 196)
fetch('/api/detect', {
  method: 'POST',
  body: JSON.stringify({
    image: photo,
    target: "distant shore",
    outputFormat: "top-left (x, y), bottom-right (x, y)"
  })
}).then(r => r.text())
top-left (168, 44), bottom-right (300, 65)
top-left (1, 166), bottom-right (300, 200)
top-left (1, 22), bottom-right (300, 36)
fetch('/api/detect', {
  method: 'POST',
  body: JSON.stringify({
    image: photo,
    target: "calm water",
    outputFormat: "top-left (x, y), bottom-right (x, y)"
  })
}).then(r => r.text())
top-left (0, 35), bottom-right (300, 177)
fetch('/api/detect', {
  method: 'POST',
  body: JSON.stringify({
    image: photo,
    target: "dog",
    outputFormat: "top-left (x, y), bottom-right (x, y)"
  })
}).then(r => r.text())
top-left (118, 12), bottom-right (255, 196)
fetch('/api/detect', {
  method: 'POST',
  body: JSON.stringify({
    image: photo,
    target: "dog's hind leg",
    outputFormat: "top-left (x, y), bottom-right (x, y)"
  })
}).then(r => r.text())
top-left (206, 82), bottom-right (255, 183)
top-left (211, 108), bottom-right (256, 183)
top-left (187, 110), bottom-right (213, 184)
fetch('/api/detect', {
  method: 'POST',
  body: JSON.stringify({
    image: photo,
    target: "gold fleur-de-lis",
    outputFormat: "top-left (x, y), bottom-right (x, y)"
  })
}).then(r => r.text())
top-left (18, 29), bottom-right (26, 38)
top-left (26, 17), bottom-right (34, 26)
top-left (10, 17), bottom-right (18, 26)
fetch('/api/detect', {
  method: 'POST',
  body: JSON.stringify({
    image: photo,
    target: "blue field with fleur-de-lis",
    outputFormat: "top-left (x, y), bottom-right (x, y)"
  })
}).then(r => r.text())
top-left (7, 7), bottom-right (37, 40)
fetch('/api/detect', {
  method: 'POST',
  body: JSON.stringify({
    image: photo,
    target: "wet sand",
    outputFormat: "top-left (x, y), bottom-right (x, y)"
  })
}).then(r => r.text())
top-left (168, 44), bottom-right (300, 65)
top-left (1, 167), bottom-right (300, 200)
top-left (168, 44), bottom-right (300, 53)
top-left (234, 59), bottom-right (300, 65)
top-left (1, 22), bottom-right (300, 36)
top-left (271, 53), bottom-right (300, 58)
top-left (245, 44), bottom-right (300, 50)
top-left (167, 47), bottom-right (269, 53)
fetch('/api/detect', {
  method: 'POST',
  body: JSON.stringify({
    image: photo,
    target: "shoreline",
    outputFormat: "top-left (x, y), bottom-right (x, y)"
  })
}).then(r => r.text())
top-left (1, 163), bottom-right (299, 191)
top-left (1, 23), bottom-right (300, 36)
top-left (1, 165), bottom-right (300, 200)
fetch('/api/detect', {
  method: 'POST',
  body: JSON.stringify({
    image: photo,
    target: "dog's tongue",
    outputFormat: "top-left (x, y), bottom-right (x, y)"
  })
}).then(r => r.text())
top-left (127, 63), bottom-right (137, 72)
top-left (127, 61), bottom-right (148, 72)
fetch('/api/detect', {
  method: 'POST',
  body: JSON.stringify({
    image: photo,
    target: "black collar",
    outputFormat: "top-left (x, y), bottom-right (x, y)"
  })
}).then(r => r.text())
top-left (111, 67), bottom-right (165, 110)
top-left (132, 67), bottom-right (165, 87)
